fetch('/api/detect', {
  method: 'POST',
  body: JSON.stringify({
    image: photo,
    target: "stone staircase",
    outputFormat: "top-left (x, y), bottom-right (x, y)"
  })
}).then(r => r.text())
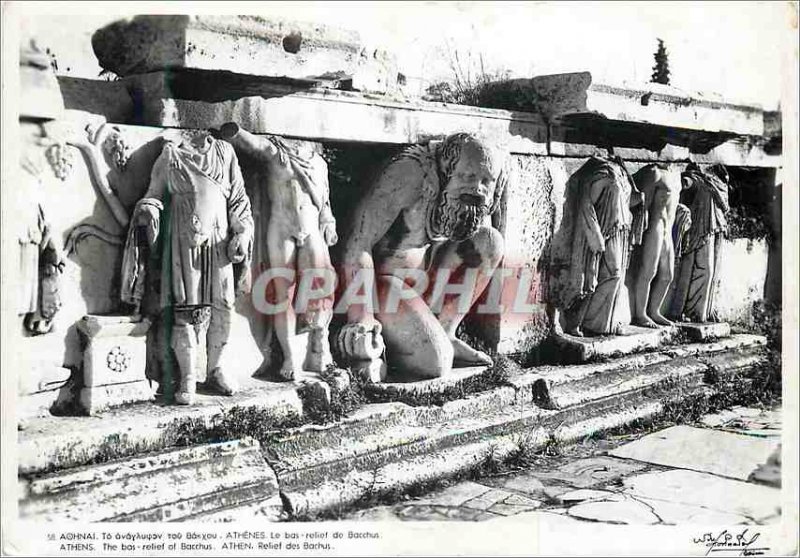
top-left (16, 333), bottom-right (768, 521)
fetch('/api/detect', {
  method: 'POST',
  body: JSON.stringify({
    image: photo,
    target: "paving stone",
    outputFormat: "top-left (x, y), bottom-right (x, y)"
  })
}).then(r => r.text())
top-left (347, 505), bottom-right (404, 522)
top-left (567, 498), bottom-right (661, 525)
top-left (482, 473), bottom-right (564, 499)
top-left (610, 425), bottom-right (779, 480)
top-left (558, 489), bottom-right (623, 504)
top-left (462, 488), bottom-right (514, 511)
top-left (534, 456), bottom-right (650, 488)
top-left (748, 446), bottom-right (782, 488)
top-left (488, 501), bottom-right (541, 517)
top-left (395, 504), bottom-right (494, 522)
top-left (409, 481), bottom-right (491, 507)
top-left (700, 407), bottom-right (782, 439)
top-left (622, 470), bottom-right (780, 522)
top-left (634, 498), bottom-right (750, 525)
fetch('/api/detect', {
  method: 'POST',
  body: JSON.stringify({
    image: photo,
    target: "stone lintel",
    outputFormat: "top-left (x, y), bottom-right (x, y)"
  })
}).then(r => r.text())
top-left (677, 322), bottom-right (732, 342)
top-left (482, 73), bottom-right (766, 136)
top-left (122, 71), bottom-right (548, 153)
top-left (551, 325), bottom-right (680, 364)
top-left (92, 15), bottom-right (397, 93)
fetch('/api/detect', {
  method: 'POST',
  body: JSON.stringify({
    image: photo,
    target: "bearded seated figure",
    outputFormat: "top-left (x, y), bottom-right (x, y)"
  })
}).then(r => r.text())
top-left (336, 133), bottom-right (507, 380)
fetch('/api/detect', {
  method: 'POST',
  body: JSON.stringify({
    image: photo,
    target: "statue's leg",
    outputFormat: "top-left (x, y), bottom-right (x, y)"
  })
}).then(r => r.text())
top-left (206, 305), bottom-right (237, 395)
top-left (297, 233), bottom-right (334, 372)
top-left (376, 275), bottom-right (454, 379)
top-left (647, 236), bottom-right (675, 326)
top-left (684, 241), bottom-right (714, 323)
top-left (669, 253), bottom-right (694, 321)
top-left (632, 222), bottom-right (664, 328)
top-left (707, 233), bottom-right (724, 322)
top-left (267, 236), bottom-right (300, 380)
top-left (582, 231), bottom-right (626, 335)
top-left (171, 311), bottom-right (199, 405)
top-left (426, 226), bottom-right (503, 365)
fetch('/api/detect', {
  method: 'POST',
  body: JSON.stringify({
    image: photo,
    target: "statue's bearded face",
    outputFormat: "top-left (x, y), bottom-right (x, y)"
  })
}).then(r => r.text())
top-left (437, 142), bottom-right (500, 241)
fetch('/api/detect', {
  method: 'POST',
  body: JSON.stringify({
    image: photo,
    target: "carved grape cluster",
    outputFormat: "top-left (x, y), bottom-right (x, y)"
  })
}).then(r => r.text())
top-left (45, 142), bottom-right (75, 181)
top-left (106, 346), bottom-right (131, 373)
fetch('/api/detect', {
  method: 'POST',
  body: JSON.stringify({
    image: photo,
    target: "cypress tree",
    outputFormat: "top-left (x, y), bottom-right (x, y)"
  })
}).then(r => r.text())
top-left (651, 38), bottom-right (671, 85)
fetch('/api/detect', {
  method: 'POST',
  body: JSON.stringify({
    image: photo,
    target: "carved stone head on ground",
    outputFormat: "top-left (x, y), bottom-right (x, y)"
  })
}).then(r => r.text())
top-left (433, 133), bottom-right (506, 241)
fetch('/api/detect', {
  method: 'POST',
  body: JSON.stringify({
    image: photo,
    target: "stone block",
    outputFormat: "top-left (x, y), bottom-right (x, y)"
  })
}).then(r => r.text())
top-left (79, 380), bottom-right (154, 416)
top-left (125, 71), bottom-right (548, 153)
top-left (677, 321), bottom-right (731, 341)
top-left (550, 325), bottom-right (679, 364)
top-left (77, 315), bottom-right (151, 388)
top-left (19, 438), bottom-right (281, 522)
top-left (364, 365), bottom-right (494, 406)
top-left (620, 469), bottom-right (780, 522)
top-left (481, 73), bottom-right (765, 136)
top-left (92, 15), bottom-right (398, 93)
top-left (57, 77), bottom-right (134, 122)
top-left (610, 425), bottom-right (779, 481)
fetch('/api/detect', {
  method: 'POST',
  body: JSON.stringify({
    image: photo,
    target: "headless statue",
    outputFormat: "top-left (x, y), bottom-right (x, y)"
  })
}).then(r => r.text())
top-left (220, 123), bottom-right (337, 381)
top-left (670, 163), bottom-right (730, 323)
top-left (627, 164), bottom-right (682, 328)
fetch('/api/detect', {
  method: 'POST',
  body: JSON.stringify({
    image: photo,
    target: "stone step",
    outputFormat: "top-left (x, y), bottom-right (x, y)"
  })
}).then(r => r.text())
top-left (19, 439), bottom-right (282, 522)
top-left (549, 325), bottom-right (679, 364)
top-left (17, 381), bottom-right (304, 476)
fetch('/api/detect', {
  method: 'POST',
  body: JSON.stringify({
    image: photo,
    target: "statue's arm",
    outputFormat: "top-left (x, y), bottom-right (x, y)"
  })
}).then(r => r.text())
top-left (341, 158), bottom-right (420, 324)
top-left (579, 178), bottom-right (606, 252)
top-left (225, 146), bottom-right (254, 264)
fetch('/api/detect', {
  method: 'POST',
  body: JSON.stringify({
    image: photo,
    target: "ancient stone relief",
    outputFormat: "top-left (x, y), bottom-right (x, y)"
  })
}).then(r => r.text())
top-left (626, 163), bottom-right (682, 328)
top-left (550, 155), bottom-right (646, 337)
top-left (668, 163), bottom-right (731, 323)
top-left (16, 42), bottom-right (66, 337)
top-left (336, 133), bottom-right (508, 380)
top-left (220, 122), bottom-right (337, 381)
top-left (121, 130), bottom-right (254, 405)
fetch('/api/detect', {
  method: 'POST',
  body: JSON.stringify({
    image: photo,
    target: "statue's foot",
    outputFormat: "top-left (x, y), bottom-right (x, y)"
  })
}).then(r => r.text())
top-left (175, 391), bottom-right (195, 405)
top-left (208, 367), bottom-right (238, 396)
top-left (649, 313), bottom-right (674, 327)
top-left (303, 350), bottom-right (333, 373)
top-left (564, 326), bottom-right (583, 338)
top-left (632, 316), bottom-right (659, 329)
top-left (277, 363), bottom-right (299, 382)
top-left (451, 338), bottom-right (493, 366)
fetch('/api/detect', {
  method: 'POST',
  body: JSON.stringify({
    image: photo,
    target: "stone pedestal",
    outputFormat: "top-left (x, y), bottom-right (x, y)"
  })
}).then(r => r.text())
top-left (77, 315), bottom-right (153, 415)
top-left (551, 325), bottom-right (679, 364)
top-left (677, 322), bottom-right (731, 342)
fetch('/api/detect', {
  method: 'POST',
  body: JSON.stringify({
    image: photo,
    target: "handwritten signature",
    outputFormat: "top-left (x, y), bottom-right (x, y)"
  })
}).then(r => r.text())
top-left (693, 529), bottom-right (769, 556)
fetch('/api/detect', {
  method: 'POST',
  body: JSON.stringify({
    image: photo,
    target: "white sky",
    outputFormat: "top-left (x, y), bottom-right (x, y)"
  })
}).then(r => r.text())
top-left (13, 1), bottom-right (796, 109)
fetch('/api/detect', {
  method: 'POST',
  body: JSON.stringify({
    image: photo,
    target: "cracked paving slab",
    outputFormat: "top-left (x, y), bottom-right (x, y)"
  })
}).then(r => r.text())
top-left (609, 424), bottom-right (779, 481)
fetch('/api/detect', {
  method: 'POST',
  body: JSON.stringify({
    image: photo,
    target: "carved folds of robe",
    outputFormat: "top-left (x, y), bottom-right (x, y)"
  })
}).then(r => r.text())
top-left (551, 156), bottom-right (644, 335)
top-left (122, 137), bottom-right (254, 312)
top-left (670, 166), bottom-right (729, 322)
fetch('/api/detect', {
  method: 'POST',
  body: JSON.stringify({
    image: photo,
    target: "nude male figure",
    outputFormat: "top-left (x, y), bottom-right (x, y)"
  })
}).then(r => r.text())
top-left (628, 164), bottom-right (682, 327)
top-left (221, 123), bottom-right (338, 380)
top-left (337, 133), bottom-right (506, 379)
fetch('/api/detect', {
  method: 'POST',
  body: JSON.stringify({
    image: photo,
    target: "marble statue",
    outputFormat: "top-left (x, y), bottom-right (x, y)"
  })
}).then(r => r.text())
top-left (337, 132), bottom-right (507, 380)
top-left (627, 163), bottom-right (682, 328)
top-left (121, 131), bottom-right (254, 405)
top-left (220, 122), bottom-right (337, 381)
top-left (669, 163), bottom-right (730, 323)
top-left (550, 155), bottom-right (645, 337)
top-left (16, 41), bottom-right (65, 336)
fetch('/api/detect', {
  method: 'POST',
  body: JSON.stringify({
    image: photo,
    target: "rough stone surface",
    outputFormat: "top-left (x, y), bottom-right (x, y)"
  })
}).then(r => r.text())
top-left (700, 406), bottom-right (782, 439)
top-left (19, 438), bottom-right (280, 522)
top-left (127, 72), bottom-right (548, 153)
top-left (481, 73), bottom-right (765, 136)
top-left (18, 380), bottom-right (304, 475)
top-left (365, 366), bottom-right (493, 406)
top-left (529, 457), bottom-right (650, 490)
top-left (713, 238), bottom-right (770, 325)
top-left (621, 469), bottom-right (780, 522)
top-left (550, 325), bottom-right (679, 364)
top-left (92, 15), bottom-right (398, 93)
top-left (610, 425), bottom-right (779, 481)
top-left (677, 321), bottom-right (731, 341)
top-left (567, 498), bottom-right (661, 524)
top-left (79, 380), bottom-right (155, 416)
